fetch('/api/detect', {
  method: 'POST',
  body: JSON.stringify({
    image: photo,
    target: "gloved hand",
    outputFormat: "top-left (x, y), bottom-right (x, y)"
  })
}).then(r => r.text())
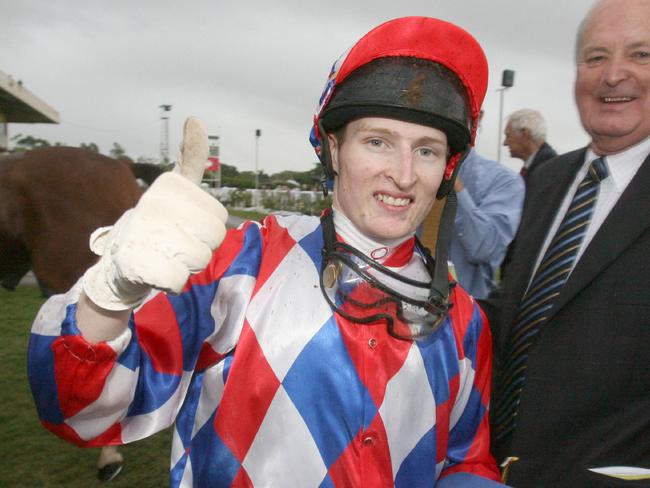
top-left (82, 117), bottom-right (228, 311)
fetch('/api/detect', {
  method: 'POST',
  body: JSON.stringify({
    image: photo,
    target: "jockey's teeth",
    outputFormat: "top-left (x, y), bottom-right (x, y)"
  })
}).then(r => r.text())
top-left (376, 194), bottom-right (409, 206)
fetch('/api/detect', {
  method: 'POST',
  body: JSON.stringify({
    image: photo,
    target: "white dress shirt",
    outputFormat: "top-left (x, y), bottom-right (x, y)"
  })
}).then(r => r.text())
top-left (531, 136), bottom-right (650, 283)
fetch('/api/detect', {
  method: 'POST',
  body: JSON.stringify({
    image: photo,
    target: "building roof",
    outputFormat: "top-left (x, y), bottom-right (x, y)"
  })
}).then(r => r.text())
top-left (0, 70), bottom-right (59, 123)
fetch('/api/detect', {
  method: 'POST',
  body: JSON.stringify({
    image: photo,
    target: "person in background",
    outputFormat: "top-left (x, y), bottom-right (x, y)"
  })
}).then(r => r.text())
top-left (27, 17), bottom-right (506, 487)
top-left (96, 446), bottom-right (123, 481)
top-left (503, 108), bottom-right (557, 181)
top-left (498, 109), bottom-right (555, 277)
top-left (449, 110), bottom-right (524, 299)
top-left (483, 0), bottom-right (650, 485)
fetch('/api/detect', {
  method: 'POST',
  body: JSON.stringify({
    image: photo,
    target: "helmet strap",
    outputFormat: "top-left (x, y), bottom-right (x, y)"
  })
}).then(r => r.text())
top-left (436, 149), bottom-right (470, 199)
top-left (427, 189), bottom-right (457, 304)
top-left (318, 119), bottom-right (335, 178)
top-left (317, 119), bottom-right (337, 197)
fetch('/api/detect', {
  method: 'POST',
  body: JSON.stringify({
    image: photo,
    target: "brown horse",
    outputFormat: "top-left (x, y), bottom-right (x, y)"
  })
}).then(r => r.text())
top-left (0, 147), bottom-right (146, 293)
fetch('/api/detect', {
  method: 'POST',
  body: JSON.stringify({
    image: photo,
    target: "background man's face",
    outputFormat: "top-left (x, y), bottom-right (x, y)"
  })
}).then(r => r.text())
top-left (575, 0), bottom-right (650, 154)
top-left (329, 117), bottom-right (447, 242)
top-left (503, 122), bottom-right (529, 160)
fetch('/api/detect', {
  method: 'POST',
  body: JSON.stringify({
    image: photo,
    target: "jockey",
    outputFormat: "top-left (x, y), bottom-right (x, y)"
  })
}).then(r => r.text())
top-left (28, 17), bottom-right (505, 487)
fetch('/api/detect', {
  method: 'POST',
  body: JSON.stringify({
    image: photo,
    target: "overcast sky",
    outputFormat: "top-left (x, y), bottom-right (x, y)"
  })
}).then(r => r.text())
top-left (2, 0), bottom-right (596, 174)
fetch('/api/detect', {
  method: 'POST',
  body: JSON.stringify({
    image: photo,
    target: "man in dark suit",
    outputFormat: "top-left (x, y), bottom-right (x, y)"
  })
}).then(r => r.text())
top-left (483, 0), bottom-right (650, 486)
top-left (503, 108), bottom-right (557, 182)
top-left (499, 109), bottom-right (556, 277)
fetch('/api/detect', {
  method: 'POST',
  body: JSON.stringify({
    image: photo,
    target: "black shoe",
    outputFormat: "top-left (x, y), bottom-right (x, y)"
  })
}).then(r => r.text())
top-left (97, 462), bottom-right (123, 482)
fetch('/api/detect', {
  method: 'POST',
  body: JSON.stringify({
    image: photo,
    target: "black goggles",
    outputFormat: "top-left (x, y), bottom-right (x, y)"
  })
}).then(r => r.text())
top-left (319, 211), bottom-right (452, 341)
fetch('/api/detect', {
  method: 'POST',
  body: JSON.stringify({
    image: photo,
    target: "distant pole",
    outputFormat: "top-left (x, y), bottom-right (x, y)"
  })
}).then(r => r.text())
top-left (159, 104), bottom-right (172, 164)
top-left (254, 129), bottom-right (262, 189)
top-left (208, 135), bottom-right (221, 188)
top-left (497, 69), bottom-right (515, 162)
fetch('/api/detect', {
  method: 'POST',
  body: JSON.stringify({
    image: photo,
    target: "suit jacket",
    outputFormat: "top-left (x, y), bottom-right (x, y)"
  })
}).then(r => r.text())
top-left (521, 141), bottom-right (557, 183)
top-left (481, 148), bottom-right (650, 487)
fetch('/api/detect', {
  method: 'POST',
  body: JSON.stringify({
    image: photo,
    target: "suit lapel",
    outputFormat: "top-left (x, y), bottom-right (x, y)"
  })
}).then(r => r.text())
top-left (501, 150), bottom-right (586, 331)
top-left (551, 153), bottom-right (650, 316)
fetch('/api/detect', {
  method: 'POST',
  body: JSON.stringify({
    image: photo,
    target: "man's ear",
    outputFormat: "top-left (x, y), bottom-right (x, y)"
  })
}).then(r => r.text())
top-left (328, 133), bottom-right (340, 174)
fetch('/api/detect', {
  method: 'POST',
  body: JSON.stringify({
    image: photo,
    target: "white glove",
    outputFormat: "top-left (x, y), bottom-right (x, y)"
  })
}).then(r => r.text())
top-left (82, 117), bottom-right (228, 311)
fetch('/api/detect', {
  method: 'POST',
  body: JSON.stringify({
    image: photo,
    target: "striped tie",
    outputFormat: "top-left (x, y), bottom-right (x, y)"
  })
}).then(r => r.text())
top-left (493, 157), bottom-right (608, 441)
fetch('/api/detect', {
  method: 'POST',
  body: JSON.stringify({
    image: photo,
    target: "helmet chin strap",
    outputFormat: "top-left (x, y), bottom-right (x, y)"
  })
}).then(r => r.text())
top-left (427, 189), bottom-right (457, 306)
top-left (436, 149), bottom-right (469, 199)
top-left (427, 149), bottom-right (467, 305)
top-left (318, 119), bottom-right (335, 197)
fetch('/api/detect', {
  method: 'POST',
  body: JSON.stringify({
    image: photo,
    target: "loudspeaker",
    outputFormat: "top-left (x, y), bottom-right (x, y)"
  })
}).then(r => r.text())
top-left (501, 69), bottom-right (515, 88)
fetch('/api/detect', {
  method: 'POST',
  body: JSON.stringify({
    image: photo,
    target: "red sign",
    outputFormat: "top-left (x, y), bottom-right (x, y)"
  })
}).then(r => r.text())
top-left (206, 157), bottom-right (220, 172)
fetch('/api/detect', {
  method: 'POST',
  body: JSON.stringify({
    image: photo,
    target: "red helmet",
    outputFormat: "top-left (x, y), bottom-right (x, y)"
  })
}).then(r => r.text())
top-left (310, 16), bottom-right (488, 194)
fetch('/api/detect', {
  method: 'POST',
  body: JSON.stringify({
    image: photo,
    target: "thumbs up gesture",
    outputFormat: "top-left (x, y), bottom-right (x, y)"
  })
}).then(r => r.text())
top-left (83, 117), bottom-right (229, 311)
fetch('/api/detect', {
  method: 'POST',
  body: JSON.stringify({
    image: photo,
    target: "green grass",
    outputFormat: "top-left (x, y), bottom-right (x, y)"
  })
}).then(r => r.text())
top-left (0, 286), bottom-right (171, 487)
top-left (227, 208), bottom-right (268, 222)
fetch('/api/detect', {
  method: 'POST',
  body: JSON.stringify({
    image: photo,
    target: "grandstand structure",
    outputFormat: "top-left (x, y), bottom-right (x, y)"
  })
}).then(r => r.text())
top-left (0, 69), bottom-right (59, 151)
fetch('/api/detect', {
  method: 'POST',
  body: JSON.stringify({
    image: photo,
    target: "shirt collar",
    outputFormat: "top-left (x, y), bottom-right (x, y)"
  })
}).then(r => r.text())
top-left (331, 207), bottom-right (415, 265)
top-left (586, 135), bottom-right (650, 193)
top-left (524, 148), bottom-right (538, 169)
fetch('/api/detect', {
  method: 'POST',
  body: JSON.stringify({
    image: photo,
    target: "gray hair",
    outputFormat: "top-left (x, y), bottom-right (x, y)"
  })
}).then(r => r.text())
top-left (507, 109), bottom-right (547, 142)
top-left (574, 0), bottom-right (650, 61)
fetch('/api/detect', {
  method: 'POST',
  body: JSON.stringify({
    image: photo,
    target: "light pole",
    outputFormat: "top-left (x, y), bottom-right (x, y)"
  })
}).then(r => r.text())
top-left (159, 104), bottom-right (172, 164)
top-left (497, 69), bottom-right (515, 162)
top-left (254, 129), bottom-right (261, 189)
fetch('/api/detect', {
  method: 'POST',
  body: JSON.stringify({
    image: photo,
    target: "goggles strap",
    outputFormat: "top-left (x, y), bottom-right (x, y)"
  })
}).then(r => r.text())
top-left (321, 206), bottom-right (449, 307)
top-left (321, 208), bottom-right (336, 251)
top-left (429, 189), bottom-right (457, 304)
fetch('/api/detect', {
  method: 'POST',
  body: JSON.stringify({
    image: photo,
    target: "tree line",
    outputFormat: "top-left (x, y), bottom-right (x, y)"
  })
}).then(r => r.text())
top-left (10, 134), bottom-right (326, 190)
